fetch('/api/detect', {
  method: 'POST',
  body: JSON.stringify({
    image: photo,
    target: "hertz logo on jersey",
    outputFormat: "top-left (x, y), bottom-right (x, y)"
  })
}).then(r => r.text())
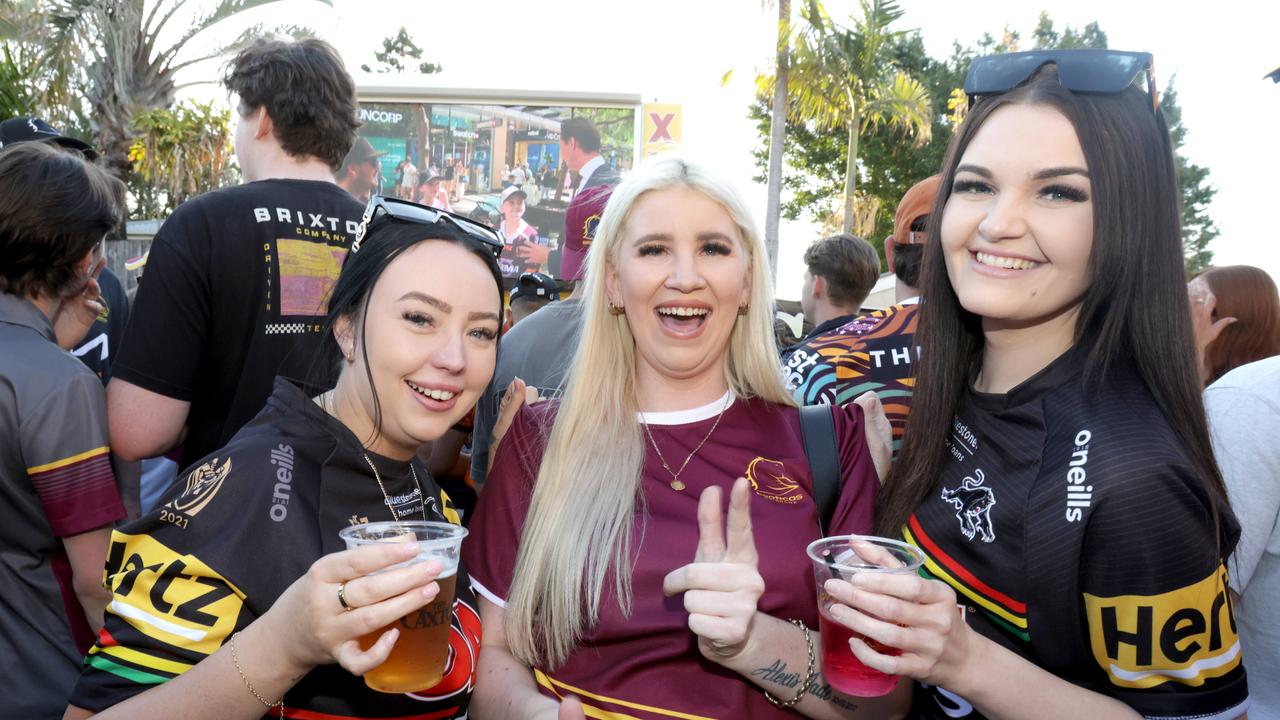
top-left (1083, 565), bottom-right (1240, 690)
top-left (102, 532), bottom-right (247, 657)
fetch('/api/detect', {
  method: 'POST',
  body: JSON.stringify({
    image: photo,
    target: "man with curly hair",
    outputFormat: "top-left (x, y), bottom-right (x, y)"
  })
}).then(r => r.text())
top-left (107, 38), bottom-right (366, 474)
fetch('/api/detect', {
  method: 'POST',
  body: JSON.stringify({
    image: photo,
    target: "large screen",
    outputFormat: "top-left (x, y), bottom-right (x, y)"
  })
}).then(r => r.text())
top-left (355, 102), bottom-right (635, 283)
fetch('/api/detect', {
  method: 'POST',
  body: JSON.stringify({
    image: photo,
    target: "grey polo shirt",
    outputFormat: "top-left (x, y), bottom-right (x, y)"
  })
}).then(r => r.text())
top-left (471, 298), bottom-right (583, 487)
top-left (0, 293), bottom-right (126, 718)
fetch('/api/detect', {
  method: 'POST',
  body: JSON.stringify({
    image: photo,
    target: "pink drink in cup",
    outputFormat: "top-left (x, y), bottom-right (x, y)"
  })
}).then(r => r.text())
top-left (806, 535), bottom-right (925, 697)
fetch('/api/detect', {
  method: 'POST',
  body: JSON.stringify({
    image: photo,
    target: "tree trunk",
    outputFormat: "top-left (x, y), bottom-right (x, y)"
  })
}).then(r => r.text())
top-left (841, 107), bottom-right (859, 234)
top-left (764, 0), bottom-right (790, 281)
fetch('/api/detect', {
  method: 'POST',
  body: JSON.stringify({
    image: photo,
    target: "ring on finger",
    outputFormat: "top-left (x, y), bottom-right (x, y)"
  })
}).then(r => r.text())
top-left (337, 581), bottom-right (356, 611)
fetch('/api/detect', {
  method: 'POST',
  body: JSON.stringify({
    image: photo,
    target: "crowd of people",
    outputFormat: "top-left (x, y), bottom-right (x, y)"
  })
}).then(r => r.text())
top-left (1, 36), bottom-right (1276, 720)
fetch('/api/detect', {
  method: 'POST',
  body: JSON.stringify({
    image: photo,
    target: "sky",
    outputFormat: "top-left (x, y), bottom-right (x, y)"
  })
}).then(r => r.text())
top-left (181, 0), bottom-right (1280, 300)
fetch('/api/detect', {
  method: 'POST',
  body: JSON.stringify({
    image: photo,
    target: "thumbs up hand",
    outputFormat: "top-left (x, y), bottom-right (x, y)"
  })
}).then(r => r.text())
top-left (662, 477), bottom-right (765, 665)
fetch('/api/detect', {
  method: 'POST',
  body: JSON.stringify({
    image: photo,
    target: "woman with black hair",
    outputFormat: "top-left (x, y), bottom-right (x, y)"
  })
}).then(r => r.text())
top-left (822, 52), bottom-right (1250, 719)
top-left (65, 199), bottom-right (504, 720)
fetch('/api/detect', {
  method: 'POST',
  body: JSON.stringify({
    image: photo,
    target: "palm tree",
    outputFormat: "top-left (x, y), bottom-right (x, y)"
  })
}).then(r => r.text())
top-left (0, 0), bottom-right (85, 125)
top-left (769, 0), bottom-right (932, 234)
top-left (38, 0), bottom-right (325, 179)
top-left (763, 0), bottom-right (790, 278)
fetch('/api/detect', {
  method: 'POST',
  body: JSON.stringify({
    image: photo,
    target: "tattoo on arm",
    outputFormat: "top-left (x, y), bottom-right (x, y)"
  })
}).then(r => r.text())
top-left (750, 660), bottom-right (860, 712)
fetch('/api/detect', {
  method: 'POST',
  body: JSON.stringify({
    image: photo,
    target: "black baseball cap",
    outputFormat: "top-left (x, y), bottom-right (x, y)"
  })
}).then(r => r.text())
top-left (510, 272), bottom-right (560, 304)
top-left (0, 117), bottom-right (98, 161)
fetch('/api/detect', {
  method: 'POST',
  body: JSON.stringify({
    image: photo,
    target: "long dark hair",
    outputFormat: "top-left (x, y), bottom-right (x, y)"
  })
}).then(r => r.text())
top-left (315, 219), bottom-right (504, 444)
top-left (877, 68), bottom-right (1232, 546)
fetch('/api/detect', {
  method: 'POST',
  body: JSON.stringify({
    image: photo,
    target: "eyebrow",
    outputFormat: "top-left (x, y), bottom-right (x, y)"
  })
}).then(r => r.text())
top-left (1032, 167), bottom-right (1090, 180)
top-left (955, 164), bottom-right (1089, 181)
top-left (398, 292), bottom-right (450, 313)
top-left (399, 292), bottom-right (499, 323)
top-left (632, 232), bottom-right (737, 244)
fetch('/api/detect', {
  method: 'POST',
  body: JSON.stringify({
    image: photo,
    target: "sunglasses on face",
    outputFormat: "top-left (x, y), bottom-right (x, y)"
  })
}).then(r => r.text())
top-left (964, 49), bottom-right (1159, 114)
top-left (353, 195), bottom-right (503, 258)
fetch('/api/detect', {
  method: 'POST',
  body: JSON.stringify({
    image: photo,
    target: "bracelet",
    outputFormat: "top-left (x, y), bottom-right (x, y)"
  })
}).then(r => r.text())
top-left (764, 618), bottom-right (815, 709)
top-left (229, 632), bottom-right (285, 719)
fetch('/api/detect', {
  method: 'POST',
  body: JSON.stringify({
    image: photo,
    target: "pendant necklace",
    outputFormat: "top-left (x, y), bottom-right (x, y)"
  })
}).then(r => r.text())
top-left (640, 393), bottom-right (732, 492)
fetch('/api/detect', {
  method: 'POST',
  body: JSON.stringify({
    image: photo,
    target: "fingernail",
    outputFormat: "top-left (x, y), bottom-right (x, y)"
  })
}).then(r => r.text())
top-left (824, 579), bottom-right (842, 595)
top-left (852, 574), bottom-right (871, 587)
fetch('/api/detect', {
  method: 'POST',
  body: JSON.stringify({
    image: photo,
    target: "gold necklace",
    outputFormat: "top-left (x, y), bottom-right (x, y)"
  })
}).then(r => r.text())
top-left (640, 394), bottom-right (732, 492)
top-left (362, 453), bottom-right (429, 522)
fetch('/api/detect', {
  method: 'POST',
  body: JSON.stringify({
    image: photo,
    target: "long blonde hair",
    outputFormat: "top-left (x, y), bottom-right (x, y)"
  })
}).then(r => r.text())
top-left (504, 155), bottom-right (794, 667)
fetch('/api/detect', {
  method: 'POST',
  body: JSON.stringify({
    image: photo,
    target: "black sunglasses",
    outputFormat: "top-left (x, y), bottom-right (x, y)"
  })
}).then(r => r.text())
top-left (353, 195), bottom-right (503, 258)
top-left (965, 49), bottom-right (1158, 114)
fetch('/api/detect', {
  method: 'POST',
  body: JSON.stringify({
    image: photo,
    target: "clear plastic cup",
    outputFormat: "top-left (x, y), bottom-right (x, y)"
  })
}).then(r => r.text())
top-left (339, 521), bottom-right (467, 693)
top-left (806, 535), bottom-right (925, 697)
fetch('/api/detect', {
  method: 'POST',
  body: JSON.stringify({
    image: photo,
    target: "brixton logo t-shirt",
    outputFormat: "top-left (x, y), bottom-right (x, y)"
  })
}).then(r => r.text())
top-left (113, 180), bottom-right (364, 470)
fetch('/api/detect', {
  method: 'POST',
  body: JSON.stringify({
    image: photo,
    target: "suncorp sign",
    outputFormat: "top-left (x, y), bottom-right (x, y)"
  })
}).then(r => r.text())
top-left (360, 108), bottom-right (404, 124)
top-left (357, 105), bottom-right (412, 135)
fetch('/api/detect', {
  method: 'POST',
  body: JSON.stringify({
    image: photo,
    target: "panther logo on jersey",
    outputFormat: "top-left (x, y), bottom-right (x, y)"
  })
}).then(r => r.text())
top-left (168, 457), bottom-right (231, 518)
top-left (940, 469), bottom-right (996, 543)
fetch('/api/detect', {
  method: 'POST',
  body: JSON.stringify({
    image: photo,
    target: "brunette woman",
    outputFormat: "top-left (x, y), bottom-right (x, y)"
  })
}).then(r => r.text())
top-left (66, 198), bottom-right (505, 719)
top-left (824, 50), bottom-right (1250, 720)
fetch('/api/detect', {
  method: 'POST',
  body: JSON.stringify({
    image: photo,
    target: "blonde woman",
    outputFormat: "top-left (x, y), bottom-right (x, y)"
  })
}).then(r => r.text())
top-left (464, 155), bottom-right (901, 719)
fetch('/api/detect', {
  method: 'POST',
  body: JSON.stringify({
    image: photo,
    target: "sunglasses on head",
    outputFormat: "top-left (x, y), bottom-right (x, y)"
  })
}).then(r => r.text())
top-left (353, 195), bottom-right (503, 258)
top-left (964, 49), bottom-right (1158, 114)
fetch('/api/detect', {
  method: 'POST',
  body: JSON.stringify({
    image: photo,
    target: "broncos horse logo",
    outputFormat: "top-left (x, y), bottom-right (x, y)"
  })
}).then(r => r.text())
top-left (940, 469), bottom-right (996, 543)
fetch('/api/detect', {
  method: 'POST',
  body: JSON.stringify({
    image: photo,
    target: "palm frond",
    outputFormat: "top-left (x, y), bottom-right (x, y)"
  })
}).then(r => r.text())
top-left (861, 71), bottom-right (932, 147)
top-left (154, 0), bottom-right (329, 69)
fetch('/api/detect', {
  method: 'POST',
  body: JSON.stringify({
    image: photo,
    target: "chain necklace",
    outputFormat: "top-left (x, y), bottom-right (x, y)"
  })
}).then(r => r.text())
top-left (362, 453), bottom-right (429, 522)
top-left (316, 390), bottom-right (429, 522)
top-left (640, 393), bottom-right (732, 492)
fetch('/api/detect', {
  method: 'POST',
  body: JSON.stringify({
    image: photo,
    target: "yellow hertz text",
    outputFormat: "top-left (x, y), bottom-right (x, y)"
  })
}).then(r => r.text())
top-left (1084, 565), bottom-right (1240, 689)
top-left (104, 532), bottom-right (247, 656)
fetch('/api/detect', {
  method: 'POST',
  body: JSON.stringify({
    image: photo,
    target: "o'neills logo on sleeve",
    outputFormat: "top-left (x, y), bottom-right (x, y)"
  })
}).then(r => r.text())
top-left (1084, 565), bottom-right (1241, 689)
top-left (268, 443), bottom-right (295, 522)
top-left (1064, 429), bottom-right (1094, 522)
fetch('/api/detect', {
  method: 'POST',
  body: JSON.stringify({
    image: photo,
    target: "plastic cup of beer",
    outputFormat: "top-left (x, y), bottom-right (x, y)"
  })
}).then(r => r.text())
top-left (806, 535), bottom-right (925, 697)
top-left (338, 520), bottom-right (467, 694)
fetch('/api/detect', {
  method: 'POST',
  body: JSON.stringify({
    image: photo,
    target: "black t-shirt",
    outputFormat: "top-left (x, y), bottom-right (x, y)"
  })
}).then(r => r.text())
top-left (72, 266), bottom-right (129, 384)
top-left (70, 379), bottom-right (478, 718)
top-left (113, 180), bottom-right (363, 469)
top-left (906, 348), bottom-right (1249, 719)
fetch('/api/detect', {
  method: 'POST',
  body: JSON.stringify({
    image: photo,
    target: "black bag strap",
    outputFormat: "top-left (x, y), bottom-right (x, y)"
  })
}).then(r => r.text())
top-left (799, 403), bottom-right (841, 535)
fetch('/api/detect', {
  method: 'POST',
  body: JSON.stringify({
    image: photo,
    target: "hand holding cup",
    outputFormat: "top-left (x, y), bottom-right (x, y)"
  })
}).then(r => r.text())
top-left (264, 541), bottom-right (443, 678)
top-left (819, 538), bottom-right (976, 691)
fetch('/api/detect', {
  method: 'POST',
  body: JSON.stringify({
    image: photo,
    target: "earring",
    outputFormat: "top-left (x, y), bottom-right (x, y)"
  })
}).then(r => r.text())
top-left (345, 352), bottom-right (354, 364)
top-left (608, 301), bottom-right (625, 316)
top-left (738, 304), bottom-right (749, 316)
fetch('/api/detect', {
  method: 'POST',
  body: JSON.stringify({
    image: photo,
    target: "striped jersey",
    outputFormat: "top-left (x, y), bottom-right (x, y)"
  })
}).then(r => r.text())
top-left (783, 303), bottom-right (919, 455)
top-left (0, 292), bottom-right (126, 719)
top-left (905, 347), bottom-right (1249, 719)
top-left (69, 379), bottom-right (479, 718)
